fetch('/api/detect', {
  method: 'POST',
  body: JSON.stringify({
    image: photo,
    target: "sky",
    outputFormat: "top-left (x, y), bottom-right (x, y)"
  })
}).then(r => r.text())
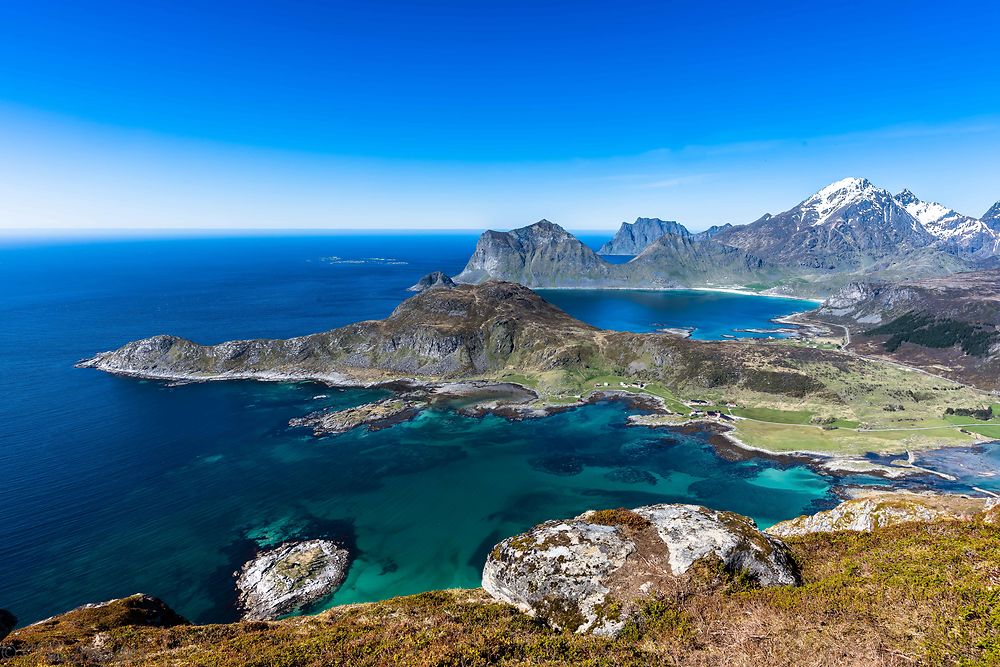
top-left (0, 0), bottom-right (998, 233)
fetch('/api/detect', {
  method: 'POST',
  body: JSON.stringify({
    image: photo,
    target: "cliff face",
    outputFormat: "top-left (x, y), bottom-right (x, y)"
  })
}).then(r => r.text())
top-left (455, 220), bottom-right (618, 287)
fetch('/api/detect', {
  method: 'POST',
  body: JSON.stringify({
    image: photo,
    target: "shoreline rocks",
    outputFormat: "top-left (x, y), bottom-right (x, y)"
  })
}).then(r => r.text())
top-left (236, 540), bottom-right (350, 621)
top-left (766, 491), bottom-right (999, 537)
top-left (482, 504), bottom-right (798, 637)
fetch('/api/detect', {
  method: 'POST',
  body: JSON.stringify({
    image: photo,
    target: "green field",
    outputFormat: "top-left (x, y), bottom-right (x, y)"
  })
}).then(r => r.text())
top-left (732, 419), bottom-right (976, 455)
top-left (728, 406), bottom-right (814, 424)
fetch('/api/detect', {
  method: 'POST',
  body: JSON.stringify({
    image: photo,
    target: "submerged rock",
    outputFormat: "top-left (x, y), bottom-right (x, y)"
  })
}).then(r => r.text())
top-left (482, 504), bottom-right (798, 636)
top-left (766, 491), bottom-right (998, 537)
top-left (407, 271), bottom-right (457, 292)
top-left (236, 540), bottom-right (350, 620)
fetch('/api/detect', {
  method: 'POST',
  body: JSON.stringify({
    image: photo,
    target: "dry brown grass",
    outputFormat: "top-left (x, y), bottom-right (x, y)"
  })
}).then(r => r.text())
top-left (6, 517), bottom-right (1000, 666)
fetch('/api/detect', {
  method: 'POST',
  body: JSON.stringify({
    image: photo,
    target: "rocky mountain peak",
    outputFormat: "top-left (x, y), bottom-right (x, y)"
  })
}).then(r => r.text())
top-left (599, 217), bottom-right (691, 255)
top-left (800, 177), bottom-right (894, 227)
top-left (983, 202), bottom-right (1000, 228)
top-left (895, 188), bottom-right (918, 206)
top-left (513, 219), bottom-right (572, 242)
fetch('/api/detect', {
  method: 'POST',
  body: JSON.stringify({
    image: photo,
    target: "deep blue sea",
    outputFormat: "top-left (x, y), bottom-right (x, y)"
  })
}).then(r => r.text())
top-left (2, 233), bottom-right (998, 626)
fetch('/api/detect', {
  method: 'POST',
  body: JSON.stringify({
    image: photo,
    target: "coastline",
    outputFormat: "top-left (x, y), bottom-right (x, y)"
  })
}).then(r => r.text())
top-left (526, 284), bottom-right (825, 303)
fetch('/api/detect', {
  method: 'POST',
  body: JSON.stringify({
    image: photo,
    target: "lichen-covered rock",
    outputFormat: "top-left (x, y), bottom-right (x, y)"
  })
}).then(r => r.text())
top-left (766, 491), bottom-right (995, 538)
top-left (236, 540), bottom-right (350, 620)
top-left (482, 504), bottom-right (798, 636)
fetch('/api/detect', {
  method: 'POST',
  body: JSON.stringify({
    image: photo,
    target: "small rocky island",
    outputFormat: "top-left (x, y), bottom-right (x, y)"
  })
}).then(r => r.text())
top-left (236, 540), bottom-right (350, 620)
top-left (289, 398), bottom-right (422, 436)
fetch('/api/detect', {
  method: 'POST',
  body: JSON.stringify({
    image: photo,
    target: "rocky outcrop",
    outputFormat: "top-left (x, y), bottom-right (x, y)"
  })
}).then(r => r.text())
top-left (407, 271), bottom-right (456, 292)
top-left (598, 217), bottom-right (691, 255)
top-left (766, 492), bottom-right (998, 537)
top-left (815, 271), bottom-right (1000, 327)
top-left (289, 398), bottom-right (422, 436)
top-left (22, 595), bottom-right (186, 635)
top-left (482, 504), bottom-right (798, 636)
top-left (236, 540), bottom-right (350, 621)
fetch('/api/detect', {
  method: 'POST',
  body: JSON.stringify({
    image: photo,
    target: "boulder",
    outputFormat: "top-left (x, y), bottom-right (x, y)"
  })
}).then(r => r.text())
top-left (236, 540), bottom-right (350, 620)
top-left (767, 491), bottom-right (998, 537)
top-left (482, 504), bottom-right (798, 636)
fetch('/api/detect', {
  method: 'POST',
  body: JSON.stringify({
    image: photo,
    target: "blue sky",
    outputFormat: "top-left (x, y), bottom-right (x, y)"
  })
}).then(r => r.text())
top-left (1, 0), bottom-right (998, 232)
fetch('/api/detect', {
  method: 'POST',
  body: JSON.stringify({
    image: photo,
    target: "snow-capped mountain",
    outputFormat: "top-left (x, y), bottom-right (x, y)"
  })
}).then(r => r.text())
top-left (714, 177), bottom-right (1000, 268)
top-left (894, 189), bottom-right (1000, 255)
top-left (714, 177), bottom-right (934, 270)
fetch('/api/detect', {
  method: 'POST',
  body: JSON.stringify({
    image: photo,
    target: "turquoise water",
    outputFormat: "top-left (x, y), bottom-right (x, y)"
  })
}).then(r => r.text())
top-left (0, 233), bottom-right (990, 627)
top-left (537, 288), bottom-right (816, 339)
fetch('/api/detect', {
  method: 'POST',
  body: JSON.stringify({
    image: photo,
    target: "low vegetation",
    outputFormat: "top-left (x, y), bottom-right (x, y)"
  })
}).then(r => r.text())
top-left (7, 515), bottom-right (1000, 666)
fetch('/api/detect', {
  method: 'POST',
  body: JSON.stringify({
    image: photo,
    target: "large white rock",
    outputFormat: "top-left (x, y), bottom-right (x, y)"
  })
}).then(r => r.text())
top-left (236, 540), bottom-right (350, 620)
top-left (482, 504), bottom-right (798, 636)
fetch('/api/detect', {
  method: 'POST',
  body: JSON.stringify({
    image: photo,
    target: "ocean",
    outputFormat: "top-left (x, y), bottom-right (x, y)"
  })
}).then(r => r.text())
top-left (1, 233), bottom-right (996, 625)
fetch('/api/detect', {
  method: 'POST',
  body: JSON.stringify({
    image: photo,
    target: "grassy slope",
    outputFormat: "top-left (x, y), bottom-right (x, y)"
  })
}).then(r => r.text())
top-left (487, 355), bottom-right (992, 455)
top-left (9, 516), bottom-right (1000, 666)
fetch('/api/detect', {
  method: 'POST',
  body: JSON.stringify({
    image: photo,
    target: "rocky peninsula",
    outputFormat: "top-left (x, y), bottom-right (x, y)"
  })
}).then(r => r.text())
top-left (79, 280), bottom-right (997, 459)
